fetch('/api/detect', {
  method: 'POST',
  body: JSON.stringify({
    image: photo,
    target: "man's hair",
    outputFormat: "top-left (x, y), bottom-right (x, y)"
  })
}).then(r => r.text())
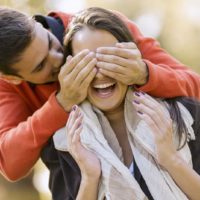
top-left (64, 7), bottom-right (134, 55)
top-left (0, 7), bottom-right (35, 75)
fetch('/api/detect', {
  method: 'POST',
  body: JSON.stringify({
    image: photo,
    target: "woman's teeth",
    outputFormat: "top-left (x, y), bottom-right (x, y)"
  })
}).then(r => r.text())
top-left (93, 82), bottom-right (115, 89)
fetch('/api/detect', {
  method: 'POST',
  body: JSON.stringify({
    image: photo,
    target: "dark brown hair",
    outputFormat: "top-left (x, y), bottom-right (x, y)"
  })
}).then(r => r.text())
top-left (166, 98), bottom-right (188, 149)
top-left (64, 7), bottom-right (133, 55)
top-left (0, 7), bottom-right (35, 75)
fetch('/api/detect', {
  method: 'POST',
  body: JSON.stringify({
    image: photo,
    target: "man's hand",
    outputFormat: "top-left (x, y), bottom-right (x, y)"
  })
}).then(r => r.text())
top-left (96, 42), bottom-right (148, 86)
top-left (56, 49), bottom-right (97, 112)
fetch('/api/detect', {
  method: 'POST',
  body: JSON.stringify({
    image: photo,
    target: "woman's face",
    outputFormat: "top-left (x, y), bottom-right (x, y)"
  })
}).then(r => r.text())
top-left (71, 27), bottom-right (128, 112)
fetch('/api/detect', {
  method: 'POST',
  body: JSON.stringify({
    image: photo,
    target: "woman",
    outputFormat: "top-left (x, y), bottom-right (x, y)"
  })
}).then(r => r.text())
top-left (53, 7), bottom-right (200, 200)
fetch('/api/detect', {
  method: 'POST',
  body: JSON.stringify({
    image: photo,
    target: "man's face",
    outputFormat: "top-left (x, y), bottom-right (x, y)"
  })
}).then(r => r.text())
top-left (11, 22), bottom-right (64, 84)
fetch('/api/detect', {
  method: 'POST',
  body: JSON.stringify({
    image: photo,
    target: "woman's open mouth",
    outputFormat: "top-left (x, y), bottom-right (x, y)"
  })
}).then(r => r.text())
top-left (92, 82), bottom-right (116, 98)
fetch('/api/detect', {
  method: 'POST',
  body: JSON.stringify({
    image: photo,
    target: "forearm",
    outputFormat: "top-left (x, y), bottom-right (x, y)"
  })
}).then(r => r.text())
top-left (117, 11), bottom-right (200, 99)
top-left (138, 60), bottom-right (200, 99)
top-left (0, 94), bottom-right (68, 181)
top-left (165, 154), bottom-right (200, 200)
top-left (76, 176), bottom-right (100, 200)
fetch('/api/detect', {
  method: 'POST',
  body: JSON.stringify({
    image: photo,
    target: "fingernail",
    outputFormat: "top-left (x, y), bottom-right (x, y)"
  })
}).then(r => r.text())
top-left (96, 53), bottom-right (100, 57)
top-left (77, 122), bottom-right (82, 128)
top-left (133, 100), bottom-right (140, 104)
top-left (96, 48), bottom-right (101, 53)
top-left (93, 68), bottom-right (98, 73)
top-left (83, 49), bottom-right (90, 54)
top-left (89, 52), bottom-right (95, 57)
top-left (137, 111), bottom-right (143, 115)
top-left (78, 124), bottom-right (83, 129)
top-left (134, 92), bottom-right (140, 97)
top-left (72, 105), bottom-right (78, 111)
top-left (140, 91), bottom-right (145, 95)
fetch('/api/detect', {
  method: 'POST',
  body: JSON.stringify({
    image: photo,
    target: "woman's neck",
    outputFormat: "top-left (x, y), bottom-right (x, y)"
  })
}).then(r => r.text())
top-left (104, 104), bottom-right (133, 167)
top-left (104, 104), bottom-right (124, 124)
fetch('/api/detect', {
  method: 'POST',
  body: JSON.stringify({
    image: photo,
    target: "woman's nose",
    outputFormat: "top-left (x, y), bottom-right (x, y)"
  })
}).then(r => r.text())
top-left (94, 69), bottom-right (105, 79)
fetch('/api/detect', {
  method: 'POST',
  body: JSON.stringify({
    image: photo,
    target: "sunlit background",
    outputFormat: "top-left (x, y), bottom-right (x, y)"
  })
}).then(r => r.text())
top-left (0, 0), bottom-right (200, 199)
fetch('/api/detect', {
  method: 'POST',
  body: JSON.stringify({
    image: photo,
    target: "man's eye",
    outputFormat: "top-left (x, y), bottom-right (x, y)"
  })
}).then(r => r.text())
top-left (49, 37), bottom-right (53, 49)
top-left (36, 64), bottom-right (44, 72)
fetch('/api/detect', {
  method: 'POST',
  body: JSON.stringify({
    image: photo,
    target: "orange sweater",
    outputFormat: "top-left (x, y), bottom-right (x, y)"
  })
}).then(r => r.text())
top-left (0, 11), bottom-right (200, 181)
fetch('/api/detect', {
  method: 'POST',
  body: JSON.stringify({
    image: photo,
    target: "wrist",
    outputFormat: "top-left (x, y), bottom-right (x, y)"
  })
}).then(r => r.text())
top-left (81, 168), bottom-right (101, 182)
top-left (137, 61), bottom-right (148, 85)
top-left (81, 174), bottom-right (100, 185)
top-left (56, 92), bottom-right (72, 112)
top-left (163, 152), bottom-right (185, 172)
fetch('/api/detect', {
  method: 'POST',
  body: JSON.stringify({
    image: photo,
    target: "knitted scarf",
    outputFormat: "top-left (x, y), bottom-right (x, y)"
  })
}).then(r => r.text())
top-left (53, 89), bottom-right (195, 200)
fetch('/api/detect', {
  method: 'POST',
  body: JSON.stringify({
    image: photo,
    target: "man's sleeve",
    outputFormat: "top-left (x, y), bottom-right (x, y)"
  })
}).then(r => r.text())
top-left (0, 80), bottom-right (68, 181)
top-left (47, 10), bottom-right (200, 99)
top-left (115, 11), bottom-right (200, 99)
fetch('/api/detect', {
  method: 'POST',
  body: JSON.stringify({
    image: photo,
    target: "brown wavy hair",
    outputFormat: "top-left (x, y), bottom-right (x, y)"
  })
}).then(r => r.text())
top-left (64, 7), bottom-right (133, 56)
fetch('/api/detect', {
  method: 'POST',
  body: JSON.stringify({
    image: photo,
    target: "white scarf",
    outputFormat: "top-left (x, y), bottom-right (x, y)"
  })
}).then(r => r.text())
top-left (53, 89), bottom-right (195, 200)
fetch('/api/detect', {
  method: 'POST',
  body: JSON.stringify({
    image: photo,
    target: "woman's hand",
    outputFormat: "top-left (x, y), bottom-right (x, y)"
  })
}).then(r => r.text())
top-left (96, 42), bottom-right (147, 86)
top-left (66, 105), bottom-right (101, 180)
top-left (132, 92), bottom-right (178, 169)
top-left (133, 92), bottom-right (200, 200)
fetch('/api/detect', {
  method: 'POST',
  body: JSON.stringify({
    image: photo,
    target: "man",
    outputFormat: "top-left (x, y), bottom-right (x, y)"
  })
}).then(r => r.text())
top-left (0, 6), bottom-right (200, 195)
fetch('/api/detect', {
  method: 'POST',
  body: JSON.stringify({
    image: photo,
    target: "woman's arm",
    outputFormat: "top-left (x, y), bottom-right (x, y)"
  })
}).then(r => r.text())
top-left (162, 154), bottom-right (200, 200)
top-left (66, 105), bottom-right (101, 200)
top-left (76, 176), bottom-right (100, 200)
top-left (132, 92), bottom-right (200, 200)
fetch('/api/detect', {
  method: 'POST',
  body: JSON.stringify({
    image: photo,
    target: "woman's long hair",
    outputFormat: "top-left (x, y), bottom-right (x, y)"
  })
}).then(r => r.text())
top-left (166, 98), bottom-right (188, 149)
top-left (64, 7), bottom-right (188, 149)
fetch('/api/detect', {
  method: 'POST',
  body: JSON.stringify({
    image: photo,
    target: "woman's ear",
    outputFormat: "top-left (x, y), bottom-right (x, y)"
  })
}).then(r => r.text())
top-left (0, 73), bottom-right (23, 85)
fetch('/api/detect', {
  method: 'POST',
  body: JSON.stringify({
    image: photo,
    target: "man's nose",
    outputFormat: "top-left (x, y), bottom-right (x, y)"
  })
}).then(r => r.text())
top-left (48, 49), bottom-right (64, 69)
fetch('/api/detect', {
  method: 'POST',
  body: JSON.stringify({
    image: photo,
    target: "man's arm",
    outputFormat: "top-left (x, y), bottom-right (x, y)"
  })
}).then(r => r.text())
top-left (0, 80), bottom-right (68, 181)
top-left (51, 10), bottom-right (200, 99)
top-left (0, 49), bottom-right (97, 181)
top-left (119, 12), bottom-right (200, 99)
